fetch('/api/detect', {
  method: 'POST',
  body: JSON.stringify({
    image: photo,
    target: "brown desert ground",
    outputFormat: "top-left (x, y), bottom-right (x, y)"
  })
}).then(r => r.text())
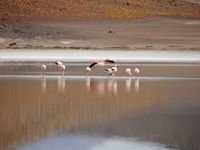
top-left (0, 17), bottom-right (200, 50)
top-left (1, 0), bottom-right (200, 19)
top-left (0, 0), bottom-right (200, 50)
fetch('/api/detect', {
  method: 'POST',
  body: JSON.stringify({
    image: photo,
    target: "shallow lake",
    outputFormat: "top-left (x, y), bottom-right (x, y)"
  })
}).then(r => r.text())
top-left (0, 63), bottom-right (200, 150)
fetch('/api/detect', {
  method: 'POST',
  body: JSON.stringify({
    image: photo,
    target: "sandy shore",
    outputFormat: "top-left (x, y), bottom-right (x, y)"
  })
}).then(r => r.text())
top-left (0, 17), bottom-right (200, 50)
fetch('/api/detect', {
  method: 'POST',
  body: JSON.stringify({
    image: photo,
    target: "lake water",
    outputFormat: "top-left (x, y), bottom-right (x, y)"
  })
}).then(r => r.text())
top-left (0, 63), bottom-right (200, 150)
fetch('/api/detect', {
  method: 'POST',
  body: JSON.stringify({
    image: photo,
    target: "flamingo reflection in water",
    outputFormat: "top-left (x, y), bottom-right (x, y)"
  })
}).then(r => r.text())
top-left (86, 77), bottom-right (105, 96)
top-left (86, 78), bottom-right (140, 95)
top-left (86, 78), bottom-right (118, 96)
top-left (125, 78), bottom-right (140, 93)
top-left (107, 79), bottom-right (117, 95)
top-left (41, 78), bottom-right (47, 93)
top-left (57, 76), bottom-right (66, 92)
top-left (134, 79), bottom-right (140, 93)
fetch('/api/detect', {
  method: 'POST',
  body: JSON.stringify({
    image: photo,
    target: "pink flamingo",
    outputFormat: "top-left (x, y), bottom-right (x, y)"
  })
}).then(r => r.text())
top-left (126, 67), bottom-right (140, 77)
top-left (60, 64), bottom-right (66, 76)
top-left (86, 58), bottom-right (115, 76)
top-left (40, 64), bottom-right (47, 77)
top-left (98, 58), bottom-right (115, 66)
top-left (86, 61), bottom-right (98, 76)
top-left (55, 61), bottom-right (65, 76)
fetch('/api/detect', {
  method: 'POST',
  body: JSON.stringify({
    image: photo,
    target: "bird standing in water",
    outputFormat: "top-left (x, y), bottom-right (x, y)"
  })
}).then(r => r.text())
top-left (134, 67), bottom-right (140, 74)
top-left (60, 64), bottom-right (66, 76)
top-left (126, 67), bottom-right (140, 77)
top-left (55, 61), bottom-right (65, 76)
top-left (40, 64), bottom-right (47, 78)
top-left (105, 64), bottom-right (118, 76)
top-left (126, 68), bottom-right (132, 77)
top-left (86, 58), bottom-right (115, 76)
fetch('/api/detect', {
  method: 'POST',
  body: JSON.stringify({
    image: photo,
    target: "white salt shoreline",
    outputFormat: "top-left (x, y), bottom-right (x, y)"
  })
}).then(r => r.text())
top-left (0, 49), bottom-right (200, 63)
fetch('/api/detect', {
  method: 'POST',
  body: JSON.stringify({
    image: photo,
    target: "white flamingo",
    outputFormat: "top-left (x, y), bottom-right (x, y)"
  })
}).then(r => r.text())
top-left (40, 64), bottom-right (47, 77)
top-left (55, 61), bottom-right (63, 66)
top-left (126, 67), bottom-right (140, 77)
top-left (126, 68), bottom-right (133, 77)
top-left (55, 61), bottom-right (65, 76)
top-left (134, 67), bottom-right (140, 74)
top-left (105, 64), bottom-right (118, 76)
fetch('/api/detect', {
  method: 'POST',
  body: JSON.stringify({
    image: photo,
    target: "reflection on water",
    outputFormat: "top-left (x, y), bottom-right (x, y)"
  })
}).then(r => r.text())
top-left (57, 76), bottom-right (66, 93)
top-left (1, 75), bottom-right (200, 150)
top-left (41, 78), bottom-right (46, 93)
top-left (17, 134), bottom-right (171, 150)
top-left (125, 79), bottom-right (139, 93)
top-left (86, 78), bottom-right (139, 96)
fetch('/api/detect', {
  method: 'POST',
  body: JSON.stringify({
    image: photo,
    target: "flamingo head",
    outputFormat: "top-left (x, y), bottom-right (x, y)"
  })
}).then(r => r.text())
top-left (41, 64), bottom-right (47, 71)
top-left (86, 67), bottom-right (91, 76)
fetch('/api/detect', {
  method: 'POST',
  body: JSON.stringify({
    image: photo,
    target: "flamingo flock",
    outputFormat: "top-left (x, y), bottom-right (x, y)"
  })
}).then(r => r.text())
top-left (84, 58), bottom-right (140, 77)
top-left (40, 58), bottom-right (140, 78)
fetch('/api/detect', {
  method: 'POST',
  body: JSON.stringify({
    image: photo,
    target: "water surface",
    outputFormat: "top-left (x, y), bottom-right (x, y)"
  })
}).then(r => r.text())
top-left (0, 63), bottom-right (200, 150)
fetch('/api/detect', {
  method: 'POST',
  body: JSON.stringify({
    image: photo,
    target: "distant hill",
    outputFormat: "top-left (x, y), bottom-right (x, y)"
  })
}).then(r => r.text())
top-left (0, 0), bottom-right (200, 20)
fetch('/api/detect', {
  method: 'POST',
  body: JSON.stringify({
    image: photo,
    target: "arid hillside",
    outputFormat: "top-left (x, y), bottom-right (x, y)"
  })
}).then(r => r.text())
top-left (0, 0), bottom-right (200, 20)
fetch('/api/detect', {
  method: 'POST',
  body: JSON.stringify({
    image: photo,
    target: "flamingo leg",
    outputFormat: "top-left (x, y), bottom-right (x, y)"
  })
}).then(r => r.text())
top-left (41, 71), bottom-right (44, 78)
top-left (62, 71), bottom-right (65, 76)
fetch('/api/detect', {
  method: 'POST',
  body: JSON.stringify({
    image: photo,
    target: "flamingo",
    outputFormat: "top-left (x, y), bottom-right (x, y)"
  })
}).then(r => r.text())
top-left (86, 58), bottom-right (115, 76)
top-left (55, 61), bottom-right (65, 75)
top-left (60, 64), bottom-right (66, 76)
top-left (86, 61), bottom-right (98, 76)
top-left (55, 61), bottom-right (63, 66)
top-left (134, 67), bottom-right (140, 74)
top-left (98, 58), bottom-right (115, 66)
top-left (40, 64), bottom-right (47, 77)
top-left (126, 67), bottom-right (140, 77)
top-left (105, 64), bottom-right (118, 76)
top-left (126, 68), bottom-right (133, 77)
